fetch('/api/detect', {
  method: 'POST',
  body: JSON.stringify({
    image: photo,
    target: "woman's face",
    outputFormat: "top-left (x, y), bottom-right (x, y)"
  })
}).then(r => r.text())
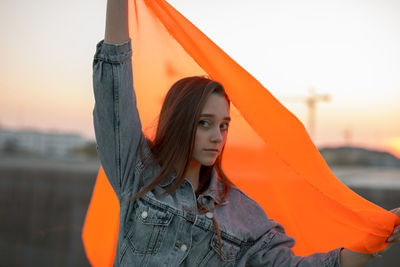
top-left (192, 93), bottom-right (230, 166)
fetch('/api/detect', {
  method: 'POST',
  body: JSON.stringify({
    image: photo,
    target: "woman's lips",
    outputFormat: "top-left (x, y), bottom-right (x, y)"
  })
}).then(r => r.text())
top-left (204, 149), bottom-right (219, 153)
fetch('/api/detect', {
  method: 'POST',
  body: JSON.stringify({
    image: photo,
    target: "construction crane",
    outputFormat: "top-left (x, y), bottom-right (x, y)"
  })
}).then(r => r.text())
top-left (343, 128), bottom-right (353, 146)
top-left (283, 87), bottom-right (331, 140)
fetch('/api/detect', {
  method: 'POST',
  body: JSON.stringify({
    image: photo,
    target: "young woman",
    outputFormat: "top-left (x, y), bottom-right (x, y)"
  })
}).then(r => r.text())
top-left (93, 1), bottom-right (400, 266)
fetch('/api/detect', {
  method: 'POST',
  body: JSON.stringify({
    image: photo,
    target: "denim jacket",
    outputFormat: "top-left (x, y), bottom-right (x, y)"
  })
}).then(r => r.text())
top-left (92, 39), bottom-right (342, 267)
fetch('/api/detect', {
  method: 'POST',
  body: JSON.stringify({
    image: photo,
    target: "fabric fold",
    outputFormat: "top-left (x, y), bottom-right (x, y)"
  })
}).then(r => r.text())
top-left (82, 0), bottom-right (399, 265)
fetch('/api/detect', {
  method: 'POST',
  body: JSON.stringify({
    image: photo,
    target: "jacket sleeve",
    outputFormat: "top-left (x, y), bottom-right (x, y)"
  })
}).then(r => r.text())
top-left (92, 39), bottom-right (145, 199)
top-left (243, 224), bottom-right (342, 266)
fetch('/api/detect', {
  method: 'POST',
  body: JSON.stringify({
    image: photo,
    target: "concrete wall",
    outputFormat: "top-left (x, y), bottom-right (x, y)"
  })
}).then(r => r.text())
top-left (0, 156), bottom-right (97, 267)
top-left (1, 155), bottom-right (399, 266)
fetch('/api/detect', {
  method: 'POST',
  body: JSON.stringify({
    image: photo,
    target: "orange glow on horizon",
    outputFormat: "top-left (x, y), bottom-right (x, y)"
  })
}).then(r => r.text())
top-left (386, 137), bottom-right (400, 159)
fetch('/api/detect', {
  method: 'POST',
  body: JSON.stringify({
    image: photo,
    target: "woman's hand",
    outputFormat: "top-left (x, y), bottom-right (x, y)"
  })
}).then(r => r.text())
top-left (387, 208), bottom-right (400, 243)
top-left (340, 208), bottom-right (400, 267)
top-left (374, 207), bottom-right (400, 257)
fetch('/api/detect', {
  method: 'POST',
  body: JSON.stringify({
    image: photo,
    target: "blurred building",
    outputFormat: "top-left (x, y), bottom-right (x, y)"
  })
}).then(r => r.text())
top-left (0, 128), bottom-right (89, 157)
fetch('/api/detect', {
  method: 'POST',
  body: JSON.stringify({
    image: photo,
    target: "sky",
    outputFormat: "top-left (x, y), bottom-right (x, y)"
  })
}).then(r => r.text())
top-left (1, 0), bottom-right (399, 156)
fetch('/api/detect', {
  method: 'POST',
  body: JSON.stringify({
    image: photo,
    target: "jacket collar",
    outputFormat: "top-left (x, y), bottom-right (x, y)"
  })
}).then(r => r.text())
top-left (159, 171), bottom-right (177, 188)
top-left (159, 168), bottom-right (225, 205)
top-left (201, 168), bottom-right (225, 205)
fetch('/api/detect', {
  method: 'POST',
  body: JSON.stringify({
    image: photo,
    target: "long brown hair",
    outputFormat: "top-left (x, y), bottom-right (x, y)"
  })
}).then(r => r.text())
top-left (131, 76), bottom-right (232, 201)
top-left (131, 76), bottom-right (233, 260)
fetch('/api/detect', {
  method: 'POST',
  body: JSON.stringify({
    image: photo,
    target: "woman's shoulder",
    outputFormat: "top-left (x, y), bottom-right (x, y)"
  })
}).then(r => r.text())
top-left (216, 184), bottom-right (284, 242)
top-left (228, 185), bottom-right (266, 215)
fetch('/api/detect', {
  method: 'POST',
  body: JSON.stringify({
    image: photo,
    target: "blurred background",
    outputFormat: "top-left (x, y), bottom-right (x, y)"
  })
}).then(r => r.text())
top-left (0, 0), bottom-right (399, 266)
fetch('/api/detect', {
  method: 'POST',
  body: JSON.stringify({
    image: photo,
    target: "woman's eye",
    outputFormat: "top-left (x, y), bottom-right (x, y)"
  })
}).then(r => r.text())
top-left (199, 120), bottom-right (210, 127)
top-left (220, 122), bottom-right (229, 131)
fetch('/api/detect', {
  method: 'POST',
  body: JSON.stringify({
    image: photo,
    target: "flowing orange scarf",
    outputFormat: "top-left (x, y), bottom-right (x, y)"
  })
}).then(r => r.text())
top-left (82, 1), bottom-right (399, 266)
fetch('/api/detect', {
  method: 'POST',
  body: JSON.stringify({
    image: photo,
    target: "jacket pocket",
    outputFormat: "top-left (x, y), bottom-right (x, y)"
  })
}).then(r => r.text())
top-left (125, 198), bottom-right (173, 255)
top-left (210, 233), bottom-right (241, 262)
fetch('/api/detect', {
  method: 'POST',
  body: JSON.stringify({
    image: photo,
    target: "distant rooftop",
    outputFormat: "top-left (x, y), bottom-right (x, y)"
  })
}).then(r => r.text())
top-left (0, 127), bottom-right (93, 158)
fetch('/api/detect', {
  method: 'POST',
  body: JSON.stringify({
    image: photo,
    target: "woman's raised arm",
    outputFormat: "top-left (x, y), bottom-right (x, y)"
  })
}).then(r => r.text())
top-left (93, 0), bottom-right (146, 199)
top-left (104, 0), bottom-right (129, 44)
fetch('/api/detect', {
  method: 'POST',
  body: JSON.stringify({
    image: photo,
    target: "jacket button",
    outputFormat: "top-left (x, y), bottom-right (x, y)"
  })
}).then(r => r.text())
top-left (141, 211), bottom-right (148, 219)
top-left (180, 244), bottom-right (187, 252)
top-left (206, 212), bottom-right (213, 219)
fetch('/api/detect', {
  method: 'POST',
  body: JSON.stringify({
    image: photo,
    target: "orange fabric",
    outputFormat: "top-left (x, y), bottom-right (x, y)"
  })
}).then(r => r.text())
top-left (82, 0), bottom-right (400, 265)
top-left (82, 167), bottom-right (119, 267)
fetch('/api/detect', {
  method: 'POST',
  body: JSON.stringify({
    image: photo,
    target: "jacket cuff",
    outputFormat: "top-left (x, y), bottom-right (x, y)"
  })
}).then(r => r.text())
top-left (324, 247), bottom-right (343, 267)
top-left (94, 39), bottom-right (132, 63)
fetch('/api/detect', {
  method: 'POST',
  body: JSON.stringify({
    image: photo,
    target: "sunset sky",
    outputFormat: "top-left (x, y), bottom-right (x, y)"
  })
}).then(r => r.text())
top-left (1, 0), bottom-right (399, 156)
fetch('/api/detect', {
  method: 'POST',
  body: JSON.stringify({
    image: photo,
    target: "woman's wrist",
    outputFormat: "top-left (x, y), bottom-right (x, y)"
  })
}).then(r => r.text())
top-left (104, 0), bottom-right (129, 44)
top-left (340, 248), bottom-right (373, 267)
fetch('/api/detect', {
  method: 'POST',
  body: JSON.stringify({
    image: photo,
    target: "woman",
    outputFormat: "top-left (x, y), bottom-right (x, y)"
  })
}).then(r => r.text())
top-left (93, 0), bottom-right (400, 266)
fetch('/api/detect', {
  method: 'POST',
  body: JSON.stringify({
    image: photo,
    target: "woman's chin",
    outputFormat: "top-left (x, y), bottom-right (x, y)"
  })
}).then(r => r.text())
top-left (201, 159), bottom-right (217, 166)
top-left (193, 155), bottom-right (218, 167)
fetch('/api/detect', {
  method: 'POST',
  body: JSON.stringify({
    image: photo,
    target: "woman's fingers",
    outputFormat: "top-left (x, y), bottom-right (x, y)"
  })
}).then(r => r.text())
top-left (372, 208), bottom-right (400, 257)
top-left (387, 234), bottom-right (399, 243)
top-left (387, 225), bottom-right (400, 243)
top-left (386, 208), bottom-right (400, 243)
top-left (390, 207), bottom-right (400, 216)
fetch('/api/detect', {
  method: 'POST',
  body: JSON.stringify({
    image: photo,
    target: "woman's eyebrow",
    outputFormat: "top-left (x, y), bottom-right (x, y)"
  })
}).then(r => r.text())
top-left (200, 114), bottom-right (231, 121)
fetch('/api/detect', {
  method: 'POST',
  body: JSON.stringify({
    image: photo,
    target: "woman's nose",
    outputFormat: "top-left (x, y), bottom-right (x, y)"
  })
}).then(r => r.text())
top-left (210, 127), bottom-right (223, 143)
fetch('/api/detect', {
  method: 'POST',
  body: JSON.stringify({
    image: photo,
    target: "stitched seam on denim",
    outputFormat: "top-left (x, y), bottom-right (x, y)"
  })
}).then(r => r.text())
top-left (193, 217), bottom-right (248, 246)
top-left (193, 214), bottom-right (247, 245)
top-left (198, 249), bottom-right (215, 266)
top-left (193, 216), bottom-right (214, 233)
top-left (322, 249), bottom-right (339, 267)
top-left (127, 224), bottom-right (168, 255)
top-left (142, 194), bottom-right (184, 217)
top-left (261, 230), bottom-right (278, 251)
top-left (94, 41), bottom-right (132, 66)
top-left (135, 158), bottom-right (145, 173)
top-left (119, 241), bottom-right (128, 264)
top-left (94, 54), bottom-right (131, 64)
top-left (135, 204), bottom-right (173, 226)
top-left (210, 233), bottom-right (242, 261)
top-left (112, 64), bottom-right (122, 191)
